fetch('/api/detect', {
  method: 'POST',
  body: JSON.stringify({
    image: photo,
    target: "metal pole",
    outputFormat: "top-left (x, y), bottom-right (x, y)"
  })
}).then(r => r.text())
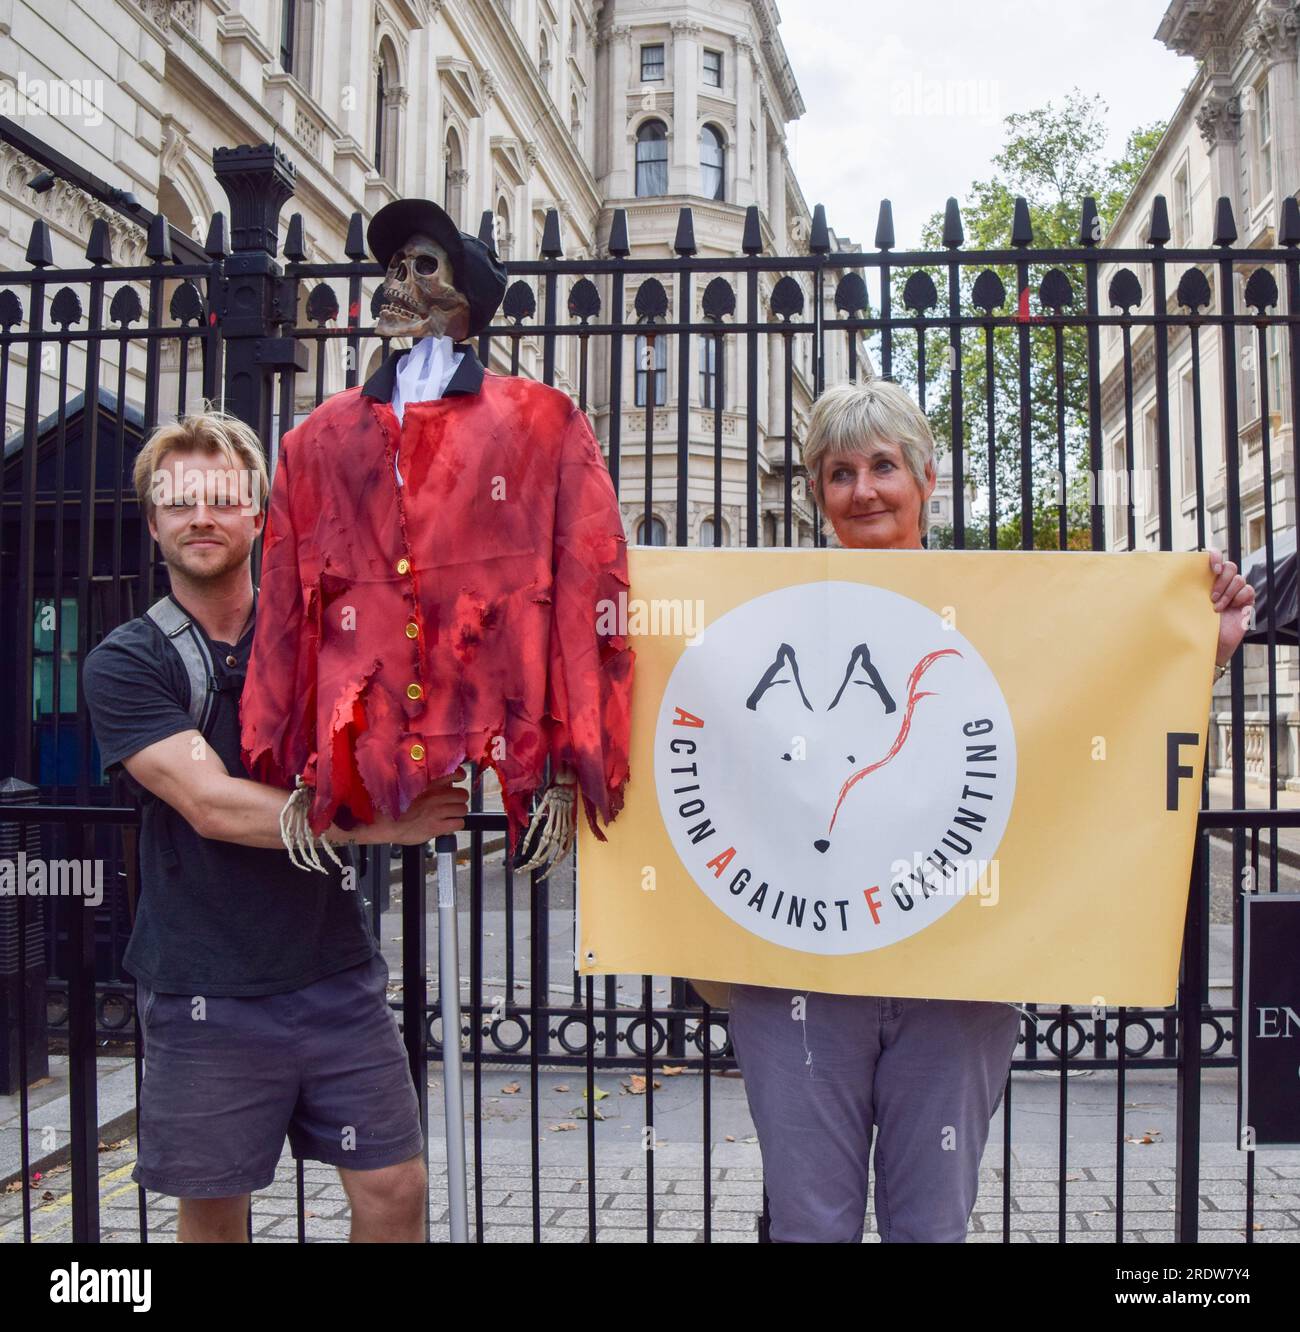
top-left (436, 832), bottom-right (468, 1242)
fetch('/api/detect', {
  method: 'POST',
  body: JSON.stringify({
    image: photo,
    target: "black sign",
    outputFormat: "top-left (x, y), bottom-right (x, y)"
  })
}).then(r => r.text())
top-left (1240, 893), bottom-right (1300, 1149)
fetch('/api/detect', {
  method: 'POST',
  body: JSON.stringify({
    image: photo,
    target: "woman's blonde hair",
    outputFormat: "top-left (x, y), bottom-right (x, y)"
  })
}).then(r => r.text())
top-left (133, 407), bottom-right (269, 523)
top-left (802, 378), bottom-right (937, 536)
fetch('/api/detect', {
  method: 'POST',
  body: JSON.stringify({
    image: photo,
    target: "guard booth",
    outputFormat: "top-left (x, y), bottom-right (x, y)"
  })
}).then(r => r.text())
top-left (0, 387), bottom-right (147, 1089)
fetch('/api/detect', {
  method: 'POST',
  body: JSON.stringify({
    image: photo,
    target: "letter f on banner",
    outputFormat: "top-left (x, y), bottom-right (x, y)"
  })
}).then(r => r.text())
top-left (1166, 731), bottom-right (1200, 810)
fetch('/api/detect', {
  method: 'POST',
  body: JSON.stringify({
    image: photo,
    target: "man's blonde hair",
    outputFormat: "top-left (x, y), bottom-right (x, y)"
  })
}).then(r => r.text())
top-left (802, 379), bottom-right (937, 536)
top-left (132, 408), bottom-right (269, 523)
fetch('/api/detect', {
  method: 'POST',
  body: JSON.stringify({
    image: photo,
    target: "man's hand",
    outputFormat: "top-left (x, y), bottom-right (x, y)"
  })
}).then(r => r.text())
top-left (1207, 546), bottom-right (1256, 667)
top-left (359, 768), bottom-right (470, 845)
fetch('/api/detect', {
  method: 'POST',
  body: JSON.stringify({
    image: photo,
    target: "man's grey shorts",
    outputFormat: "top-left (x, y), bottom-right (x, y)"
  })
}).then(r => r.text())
top-left (132, 952), bottom-right (425, 1198)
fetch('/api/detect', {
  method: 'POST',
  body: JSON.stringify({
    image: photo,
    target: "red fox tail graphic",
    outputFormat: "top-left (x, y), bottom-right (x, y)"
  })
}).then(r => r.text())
top-left (826, 648), bottom-right (961, 835)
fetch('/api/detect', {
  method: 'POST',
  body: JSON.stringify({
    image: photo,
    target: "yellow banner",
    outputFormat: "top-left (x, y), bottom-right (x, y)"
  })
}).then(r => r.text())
top-left (577, 549), bottom-right (1219, 1007)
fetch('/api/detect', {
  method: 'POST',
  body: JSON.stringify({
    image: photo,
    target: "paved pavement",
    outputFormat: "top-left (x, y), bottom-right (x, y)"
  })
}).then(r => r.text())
top-left (4, 836), bottom-right (1299, 1243)
top-left (3, 1062), bottom-right (1299, 1243)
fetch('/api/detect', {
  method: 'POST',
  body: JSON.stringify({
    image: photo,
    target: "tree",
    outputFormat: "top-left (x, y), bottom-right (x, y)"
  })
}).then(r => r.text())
top-left (890, 88), bottom-right (1165, 548)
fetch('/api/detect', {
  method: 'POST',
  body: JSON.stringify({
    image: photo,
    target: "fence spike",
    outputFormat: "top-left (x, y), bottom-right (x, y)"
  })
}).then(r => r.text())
top-left (1148, 195), bottom-right (1171, 247)
top-left (145, 212), bottom-right (171, 263)
top-left (283, 213), bottom-right (307, 262)
top-left (874, 200), bottom-right (894, 251)
top-left (809, 203), bottom-right (830, 254)
top-left (1281, 195), bottom-right (1300, 247)
top-left (608, 208), bottom-right (630, 257)
top-left (1078, 196), bottom-right (1100, 248)
top-left (84, 218), bottom-right (112, 266)
top-left (1213, 196), bottom-right (1238, 246)
top-left (205, 211), bottom-right (230, 259)
top-left (25, 217), bottom-right (52, 268)
top-left (942, 198), bottom-right (964, 249)
top-left (674, 206), bottom-right (697, 256)
top-left (541, 207), bottom-right (563, 258)
top-left (1011, 196), bottom-right (1033, 247)
top-left (741, 204), bottom-right (763, 255)
top-left (344, 211), bottom-right (367, 260)
top-left (478, 209), bottom-right (495, 251)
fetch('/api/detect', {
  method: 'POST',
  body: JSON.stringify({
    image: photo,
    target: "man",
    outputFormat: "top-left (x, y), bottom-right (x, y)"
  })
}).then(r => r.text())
top-left (82, 409), bottom-right (468, 1242)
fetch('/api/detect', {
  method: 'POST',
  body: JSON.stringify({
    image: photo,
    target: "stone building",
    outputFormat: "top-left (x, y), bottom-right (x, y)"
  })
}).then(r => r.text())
top-left (1, 0), bottom-right (872, 549)
top-left (1099, 0), bottom-right (1300, 786)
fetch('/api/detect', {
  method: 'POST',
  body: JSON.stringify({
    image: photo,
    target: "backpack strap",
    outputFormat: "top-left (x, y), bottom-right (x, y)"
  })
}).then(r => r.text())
top-left (145, 596), bottom-right (218, 734)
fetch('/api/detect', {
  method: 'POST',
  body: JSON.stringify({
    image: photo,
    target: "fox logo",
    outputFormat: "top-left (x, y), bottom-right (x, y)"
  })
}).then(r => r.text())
top-left (655, 582), bottom-right (1017, 955)
top-left (746, 640), bottom-right (962, 854)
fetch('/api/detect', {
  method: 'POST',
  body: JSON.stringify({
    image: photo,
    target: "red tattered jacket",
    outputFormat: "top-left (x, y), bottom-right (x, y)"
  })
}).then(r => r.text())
top-left (239, 344), bottom-right (634, 852)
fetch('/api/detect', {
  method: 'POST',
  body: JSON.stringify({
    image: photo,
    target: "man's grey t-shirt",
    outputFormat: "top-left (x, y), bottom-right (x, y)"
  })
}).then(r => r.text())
top-left (81, 591), bottom-right (377, 996)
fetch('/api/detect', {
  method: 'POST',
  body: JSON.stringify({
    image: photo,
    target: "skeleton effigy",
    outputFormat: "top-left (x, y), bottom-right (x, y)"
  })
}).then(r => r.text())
top-left (240, 198), bottom-right (634, 876)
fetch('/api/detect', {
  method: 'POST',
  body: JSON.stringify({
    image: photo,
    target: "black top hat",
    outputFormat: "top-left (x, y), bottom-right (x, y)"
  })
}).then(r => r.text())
top-left (366, 198), bottom-right (507, 338)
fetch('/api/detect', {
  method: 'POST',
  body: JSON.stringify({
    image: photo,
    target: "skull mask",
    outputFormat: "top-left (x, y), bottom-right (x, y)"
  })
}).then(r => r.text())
top-left (375, 233), bottom-right (471, 341)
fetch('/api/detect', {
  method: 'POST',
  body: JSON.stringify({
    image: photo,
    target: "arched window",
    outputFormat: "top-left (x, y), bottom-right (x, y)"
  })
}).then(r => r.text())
top-left (636, 120), bottom-right (668, 197)
top-left (443, 128), bottom-right (465, 228)
top-left (374, 39), bottom-right (400, 185)
top-left (634, 334), bottom-right (667, 407)
top-left (701, 515), bottom-right (727, 547)
top-left (700, 124), bottom-right (725, 202)
top-left (539, 29), bottom-right (552, 91)
top-left (637, 516), bottom-right (667, 546)
top-left (494, 197), bottom-right (512, 262)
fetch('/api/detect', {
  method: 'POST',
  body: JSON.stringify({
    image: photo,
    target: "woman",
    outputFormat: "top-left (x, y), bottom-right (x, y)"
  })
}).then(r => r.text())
top-left (726, 378), bottom-right (1255, 1243)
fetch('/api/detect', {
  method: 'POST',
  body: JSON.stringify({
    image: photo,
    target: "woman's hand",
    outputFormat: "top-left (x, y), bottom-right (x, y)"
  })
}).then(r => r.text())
top-left (1207, 546), bottom-right (1255, 668)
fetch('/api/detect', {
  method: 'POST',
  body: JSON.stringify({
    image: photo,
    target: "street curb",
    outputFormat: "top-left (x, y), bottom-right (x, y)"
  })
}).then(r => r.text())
top-left (0, 1107), bottom-right (138, 1193)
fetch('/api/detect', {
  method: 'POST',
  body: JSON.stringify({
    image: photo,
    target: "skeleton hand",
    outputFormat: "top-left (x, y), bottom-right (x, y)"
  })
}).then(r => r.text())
top-left (279, 774), bottom-right (347, 874)
top-left (515, 767), bottom-right (577, 874)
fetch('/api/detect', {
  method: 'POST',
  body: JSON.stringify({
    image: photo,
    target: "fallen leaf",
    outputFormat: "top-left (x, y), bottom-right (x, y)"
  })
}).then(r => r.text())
top-left (724, 1135), bottom-right (736, 1143)
top-left (583, 1087), bottom-right (609, 1101)
top-left (555, 1084), bottom-right (570, 1093)
top-left (661, 1065), bottom-right (686, 1076)
top-left (625, 1075), bottom-right (646, 1095)
top-left (501, 1082), bottom-right (521, 1095)
top-left (550, 1122), bottom-right (578, 1132)
top-left (41, 1191), bottom-right (55, 1201)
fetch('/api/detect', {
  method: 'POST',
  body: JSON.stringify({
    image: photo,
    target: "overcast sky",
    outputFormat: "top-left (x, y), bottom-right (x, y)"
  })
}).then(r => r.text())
top-left (779, 0), bottom-right (1198, 248)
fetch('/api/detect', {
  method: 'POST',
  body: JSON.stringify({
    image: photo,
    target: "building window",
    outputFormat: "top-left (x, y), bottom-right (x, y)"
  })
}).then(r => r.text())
top-left (571, 93), bottom-right (581, 141)
top-left (699, 337), bottom-right (722, 408)
top-left (1173, 164), bottom-right (1191, 246)
top-left (1179, 369), bottom-right (1196, 497)
top-left (637, 516), bottom-right (667, 545)
top-left (374, 39), bottom-right (400, 185)
top-left (930, 500), bottom-right (941, 514)
top-left (280, 0), bottom-right (301, 75)
top-left (1258, 81), bottom-right (1272, 199)
top-left (703, 49), bottom-right (722, 87)
top-left (700, 124), bottom-right (725, 201)
top-left (443, 128), bottom-right (465, 228)
top-left (1268, 322), bottom-right (1283, 409)
top-left (494, 198), bottom-right (512, 262)
top-left (701, 515), bottom-right (727, 546)
top-left (374, 64), bottom-right (386, 171)
top-left (641, 43), bottom-right (665, 81)
top-left (539, 28), bottom-right (552, 92)
top-left (635, 334), bottom-right (667, 406)
top-left (636, 120), bottom-right (668, 196)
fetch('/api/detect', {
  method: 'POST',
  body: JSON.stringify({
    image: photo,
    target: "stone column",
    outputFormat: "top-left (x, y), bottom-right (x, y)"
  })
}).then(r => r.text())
top-left (1194, 85), bottom-right (1244, 216)
top-left (1247, 3), bottom-right (1300, 223)
top-left (671, 20), bottom-right (701, 189)
top-left (735, 36), bottom-right (754, 203)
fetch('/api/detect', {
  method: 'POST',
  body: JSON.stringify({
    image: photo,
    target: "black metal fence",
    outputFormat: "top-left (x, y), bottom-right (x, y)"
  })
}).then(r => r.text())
top-left (2, 138), bottom-right (1297, 1243)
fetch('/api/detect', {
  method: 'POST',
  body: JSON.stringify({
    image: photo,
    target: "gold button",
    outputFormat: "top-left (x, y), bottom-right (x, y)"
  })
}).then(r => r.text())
top-left (395, 557), bottom-right (410, 575)
top-left (406, 682), bottom-right (423, 701)
top-left (404, 621), bottom-right (419, 639)
top-left (225, 654), bottom-right (237, 667)
top-left (409, 742), bottom-right (425, 761)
